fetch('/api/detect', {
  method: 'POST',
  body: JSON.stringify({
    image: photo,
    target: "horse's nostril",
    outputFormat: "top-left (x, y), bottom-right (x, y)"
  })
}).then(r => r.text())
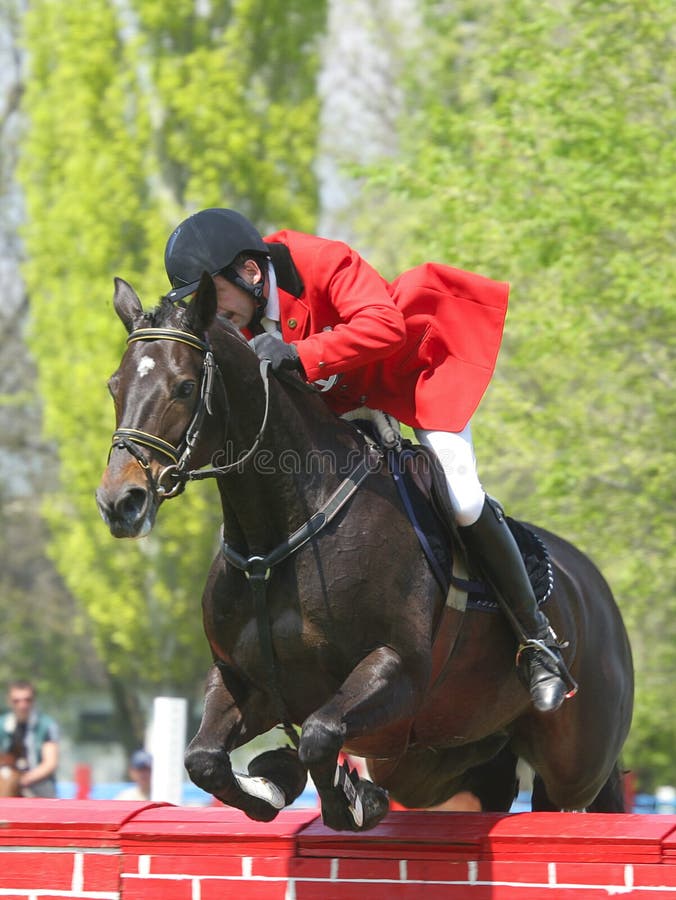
top-left (96, 483), bottom-right (154, 538)
top-left (116, 487), bottom-right (147, 521)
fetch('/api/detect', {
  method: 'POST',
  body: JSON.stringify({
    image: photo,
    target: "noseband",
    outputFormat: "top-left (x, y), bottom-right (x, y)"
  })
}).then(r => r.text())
top-left (109, 327), bottom-right (271, 498)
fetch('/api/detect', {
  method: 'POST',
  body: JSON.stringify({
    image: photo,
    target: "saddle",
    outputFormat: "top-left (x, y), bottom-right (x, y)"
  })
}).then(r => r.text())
top-left (344, 408), bottom-right (554, 685)
top-left (396, 447), bottom-right (554, 612)
top-left (343, 407), bottom-right (553, 610)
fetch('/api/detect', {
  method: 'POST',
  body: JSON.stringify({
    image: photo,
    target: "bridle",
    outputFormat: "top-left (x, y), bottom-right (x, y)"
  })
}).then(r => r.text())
top-left (109, 326), bottom-right (272, 498)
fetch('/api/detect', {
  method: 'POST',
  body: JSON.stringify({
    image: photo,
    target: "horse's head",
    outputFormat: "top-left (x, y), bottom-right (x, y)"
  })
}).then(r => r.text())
top-left (96, 273), bottom-right (224, 538)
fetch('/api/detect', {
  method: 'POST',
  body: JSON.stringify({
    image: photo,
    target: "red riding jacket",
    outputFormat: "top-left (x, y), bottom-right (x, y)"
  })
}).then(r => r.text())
top-left (258, 230), bottom-right (509, 433)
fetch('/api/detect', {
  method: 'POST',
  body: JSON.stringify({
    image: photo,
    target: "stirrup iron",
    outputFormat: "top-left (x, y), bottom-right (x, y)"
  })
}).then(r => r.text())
top-left (516, 631), bottom-right (579, 699)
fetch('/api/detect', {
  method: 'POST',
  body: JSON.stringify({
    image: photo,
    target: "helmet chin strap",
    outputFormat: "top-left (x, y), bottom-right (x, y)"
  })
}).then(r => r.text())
top-left (222, 262), bottom-right (269, 328)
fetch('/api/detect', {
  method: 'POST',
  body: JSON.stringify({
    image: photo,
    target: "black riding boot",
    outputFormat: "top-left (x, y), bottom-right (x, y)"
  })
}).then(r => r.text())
top-left (459, 497), bottom-right (571, 713)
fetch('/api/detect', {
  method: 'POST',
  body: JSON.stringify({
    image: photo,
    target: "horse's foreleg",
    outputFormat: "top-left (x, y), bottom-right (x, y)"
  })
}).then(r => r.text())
top-left (299, 645), bottom-right (423, 831)
top-left (185, 664), bottom-right (294, 821)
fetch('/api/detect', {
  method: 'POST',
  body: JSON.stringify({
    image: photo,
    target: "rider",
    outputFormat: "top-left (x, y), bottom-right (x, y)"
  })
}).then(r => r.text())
top-left (163, 207), bottom-right (571, 713)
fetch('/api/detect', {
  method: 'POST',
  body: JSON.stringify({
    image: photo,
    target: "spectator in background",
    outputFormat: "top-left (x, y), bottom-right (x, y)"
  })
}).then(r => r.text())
top-left (0, 679), bottom-right (59, 797)
top-left (115, 749), bottom-right (152, 801)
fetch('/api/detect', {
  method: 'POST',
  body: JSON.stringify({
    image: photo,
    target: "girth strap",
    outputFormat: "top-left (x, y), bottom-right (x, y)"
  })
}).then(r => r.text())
top-left (245, 559), bottom-right (298, 748)
top-left (220, 452), bottom-right (380, 745)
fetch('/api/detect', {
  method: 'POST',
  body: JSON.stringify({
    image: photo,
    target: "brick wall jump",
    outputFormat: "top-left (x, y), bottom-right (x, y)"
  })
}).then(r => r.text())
top-left (0, 799), bottom-right (674, 899)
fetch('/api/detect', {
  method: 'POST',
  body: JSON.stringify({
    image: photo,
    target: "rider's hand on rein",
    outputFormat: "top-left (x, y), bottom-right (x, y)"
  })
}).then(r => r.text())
top-left (251, 333), bottom-right (304, 375)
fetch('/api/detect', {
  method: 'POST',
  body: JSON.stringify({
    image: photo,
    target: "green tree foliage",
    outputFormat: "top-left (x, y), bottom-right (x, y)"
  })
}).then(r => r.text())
top-left (354, 0), bottom-right (675, 787)
top-left (19, 0), bottom-right (325, 737)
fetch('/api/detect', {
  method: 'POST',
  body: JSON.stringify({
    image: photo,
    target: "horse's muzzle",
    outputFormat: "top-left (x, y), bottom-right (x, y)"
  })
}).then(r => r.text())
top-left (95, 481), bottom-right (156, 538)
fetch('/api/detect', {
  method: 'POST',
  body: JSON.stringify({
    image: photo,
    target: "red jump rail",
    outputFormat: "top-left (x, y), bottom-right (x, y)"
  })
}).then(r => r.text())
top-left (0, 800), bottom-right (675, 898)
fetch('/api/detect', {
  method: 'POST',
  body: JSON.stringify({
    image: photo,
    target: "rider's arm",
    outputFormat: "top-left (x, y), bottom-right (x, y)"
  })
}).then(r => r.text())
top-left (292, 239), bottom-right (406, 382)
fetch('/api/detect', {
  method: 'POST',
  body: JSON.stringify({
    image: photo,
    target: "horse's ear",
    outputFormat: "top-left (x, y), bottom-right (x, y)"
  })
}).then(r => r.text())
top-left (113, 277), bottom-right (144, 334)
top-left (184, 271), bottom-right (217, 335)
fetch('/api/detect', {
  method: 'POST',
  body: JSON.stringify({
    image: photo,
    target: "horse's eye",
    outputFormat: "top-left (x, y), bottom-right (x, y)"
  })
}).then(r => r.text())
top-left (174, 380), bottom-right (196, 400)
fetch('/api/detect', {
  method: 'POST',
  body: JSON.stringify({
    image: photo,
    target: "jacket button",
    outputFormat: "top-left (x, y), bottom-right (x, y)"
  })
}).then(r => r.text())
top-left (287, 318), bottom-right (297, 329)
top-left (318, 361), bottom-right (326, 368)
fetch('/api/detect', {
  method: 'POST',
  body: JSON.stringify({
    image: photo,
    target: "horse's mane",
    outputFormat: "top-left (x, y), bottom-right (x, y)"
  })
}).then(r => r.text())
top-left (142, 296), bottom-right (251, 351)
top-left (143, 295), bottom-right (185, 328)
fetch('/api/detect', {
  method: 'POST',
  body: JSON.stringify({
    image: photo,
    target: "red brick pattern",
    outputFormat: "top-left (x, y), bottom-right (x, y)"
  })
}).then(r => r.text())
top-left (0, 801), bottom-right (674, 898)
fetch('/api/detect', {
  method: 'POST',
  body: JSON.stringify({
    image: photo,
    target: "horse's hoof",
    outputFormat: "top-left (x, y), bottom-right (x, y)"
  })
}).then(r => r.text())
top-left (321, 766), bottom-right (389, 832)
top-left (356, 780), bottom-right (390, 830)
top-left (248, 747), bottom-right (308, 806)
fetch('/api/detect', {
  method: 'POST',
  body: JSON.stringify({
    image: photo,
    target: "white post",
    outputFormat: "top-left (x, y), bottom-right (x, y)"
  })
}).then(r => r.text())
top-left (149, 696), bottom-right (187, 805)
top-left (656, 785), bottom-right (676, 814)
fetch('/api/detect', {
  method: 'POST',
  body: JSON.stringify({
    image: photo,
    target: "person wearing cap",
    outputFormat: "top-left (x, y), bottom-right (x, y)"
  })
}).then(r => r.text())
top-left (162, 208), bottom-right (572, 714)
top-left (114, 750), bottom-right (152, 801)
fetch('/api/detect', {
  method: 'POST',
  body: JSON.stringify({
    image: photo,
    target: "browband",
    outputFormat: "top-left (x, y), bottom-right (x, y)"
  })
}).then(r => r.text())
top-left (127, 328), bottom-right (209, 354)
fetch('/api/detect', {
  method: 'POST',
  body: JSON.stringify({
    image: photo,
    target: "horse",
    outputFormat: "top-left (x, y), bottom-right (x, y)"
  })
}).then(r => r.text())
top-left (0, 753), bottom-right (22, 797)
top-left (96, 273), bottom-right (634, 828)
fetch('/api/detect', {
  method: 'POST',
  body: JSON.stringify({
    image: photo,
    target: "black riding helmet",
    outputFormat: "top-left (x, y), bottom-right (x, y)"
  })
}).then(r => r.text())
top-left (164, 208), bottom-right (270, 305)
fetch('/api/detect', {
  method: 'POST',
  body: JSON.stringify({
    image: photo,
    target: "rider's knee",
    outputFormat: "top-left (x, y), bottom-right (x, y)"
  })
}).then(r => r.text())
top-left (414, 427), bottom-right (485, 526)
top-left (453, 489), bottom-right (486, 527)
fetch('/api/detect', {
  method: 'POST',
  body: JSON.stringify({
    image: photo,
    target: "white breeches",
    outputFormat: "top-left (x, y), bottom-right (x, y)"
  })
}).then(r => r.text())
top-left (414, 424), bottom-right (485, 526)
